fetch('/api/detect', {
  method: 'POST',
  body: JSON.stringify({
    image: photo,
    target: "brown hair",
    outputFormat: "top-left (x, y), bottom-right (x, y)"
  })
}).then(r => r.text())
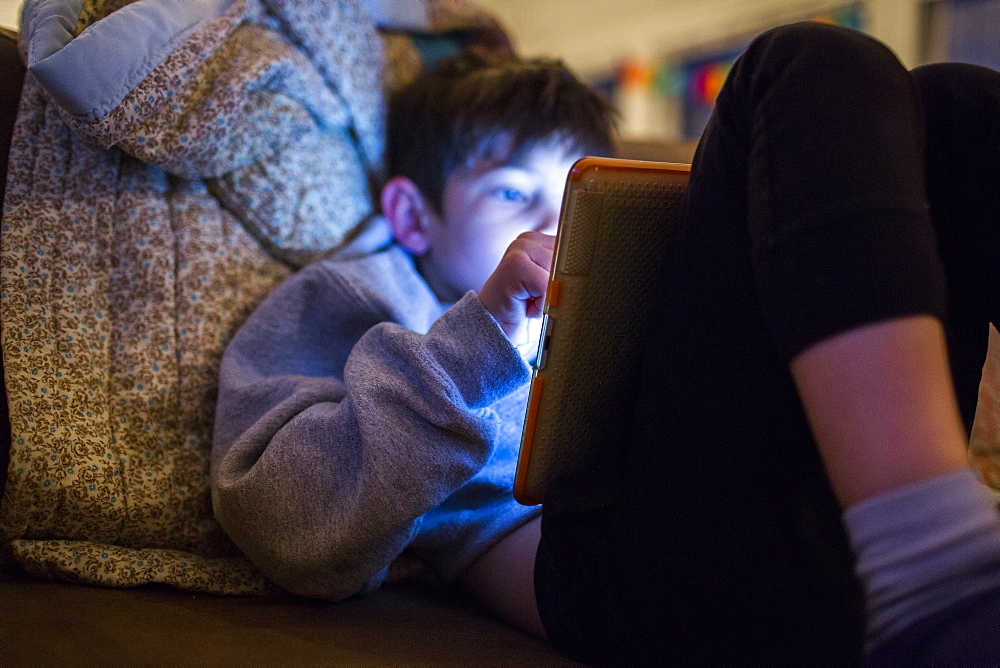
top-left (387, 49), bottom-right (615, 212)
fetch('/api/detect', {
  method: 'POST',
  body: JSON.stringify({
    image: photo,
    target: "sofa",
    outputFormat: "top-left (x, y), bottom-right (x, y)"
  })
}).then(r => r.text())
top-left (1, 567), bottom-right (573, 665)
top-left (0, 0), bottom-right (1000, 666)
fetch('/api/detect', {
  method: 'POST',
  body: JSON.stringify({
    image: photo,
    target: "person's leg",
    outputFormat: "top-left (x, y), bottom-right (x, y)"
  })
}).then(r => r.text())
top-left (536, 23), bottom-right (995, 664)
top-left (912, 62), bottom-right (1000, 430)
top-left (836, 60), bottom-right (1000, 663)
top-left (793, 60), bottom-right (1000, 512)
top-left (792, 316), bottom-right (967, 509)
top-left (756, 53), bottom-right (1000, 663)
top-left (456, 516), bottom-right (545, 638)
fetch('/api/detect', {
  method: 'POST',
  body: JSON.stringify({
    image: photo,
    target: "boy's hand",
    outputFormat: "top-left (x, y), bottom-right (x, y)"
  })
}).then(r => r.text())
top-left (479, 231), bottom-right (555, 346)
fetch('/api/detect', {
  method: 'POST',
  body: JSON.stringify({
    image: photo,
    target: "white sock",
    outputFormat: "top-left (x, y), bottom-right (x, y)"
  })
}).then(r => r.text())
top-left (843, 468), bottom-right (1000, 650)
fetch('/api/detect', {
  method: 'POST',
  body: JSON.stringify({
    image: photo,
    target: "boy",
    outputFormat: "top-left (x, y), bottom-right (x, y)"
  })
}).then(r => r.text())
top-left (211, 50), bottom-right (613, 636)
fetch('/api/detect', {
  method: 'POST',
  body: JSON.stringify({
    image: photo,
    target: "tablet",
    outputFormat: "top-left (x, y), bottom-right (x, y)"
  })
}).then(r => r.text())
top-left (514, 157), bottom-right (691, 505)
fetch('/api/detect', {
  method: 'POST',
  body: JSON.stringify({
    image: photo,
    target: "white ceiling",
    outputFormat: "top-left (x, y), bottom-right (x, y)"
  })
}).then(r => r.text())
top-left (475, 0), bottom-right (916, 75)
top-left (0, 0), bottom-right (22, 30)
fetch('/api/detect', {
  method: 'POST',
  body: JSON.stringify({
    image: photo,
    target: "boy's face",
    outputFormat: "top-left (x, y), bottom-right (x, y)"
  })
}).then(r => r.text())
top-left (418, 140), bottom-right (580, 304)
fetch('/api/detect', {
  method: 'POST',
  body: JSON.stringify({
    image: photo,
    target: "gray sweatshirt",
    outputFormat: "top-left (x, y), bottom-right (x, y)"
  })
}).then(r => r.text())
top-left (211, 236), bottom-right (540, 600)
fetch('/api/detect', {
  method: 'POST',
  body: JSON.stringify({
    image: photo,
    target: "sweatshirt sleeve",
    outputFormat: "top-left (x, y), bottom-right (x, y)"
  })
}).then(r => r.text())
top-left (211, 263), bottom-right (530, 600)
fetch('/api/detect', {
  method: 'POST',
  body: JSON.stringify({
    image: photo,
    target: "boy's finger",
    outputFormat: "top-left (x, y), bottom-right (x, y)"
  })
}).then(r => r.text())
top-left (516, 230), bottom-right (556, 249)
top-left (512, 234), bottom-right (556, 272)
top-left (522, 260), bottom-right (551, 298)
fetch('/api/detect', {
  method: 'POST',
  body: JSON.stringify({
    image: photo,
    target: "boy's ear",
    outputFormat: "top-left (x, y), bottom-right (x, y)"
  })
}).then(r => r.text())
top-left (381, 176), bottom-right (436, 255)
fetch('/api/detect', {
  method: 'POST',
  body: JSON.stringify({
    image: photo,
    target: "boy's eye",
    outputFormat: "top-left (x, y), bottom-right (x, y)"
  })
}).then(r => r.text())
top-left (492, 187), bottom-right (529, 203)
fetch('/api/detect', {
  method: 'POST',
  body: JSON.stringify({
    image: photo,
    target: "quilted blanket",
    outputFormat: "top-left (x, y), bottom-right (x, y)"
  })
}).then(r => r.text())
top-left (0, 0), bottom-right (508, 594)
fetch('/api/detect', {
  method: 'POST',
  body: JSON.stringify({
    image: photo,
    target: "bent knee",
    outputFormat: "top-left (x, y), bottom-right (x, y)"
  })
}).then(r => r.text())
top-left (748, 21), bottom-right (904, 79)
top-left (910, 61), bottom-right (1000, 104)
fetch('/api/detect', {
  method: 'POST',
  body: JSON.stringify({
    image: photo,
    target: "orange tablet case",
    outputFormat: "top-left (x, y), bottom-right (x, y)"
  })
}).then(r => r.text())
top-left (514, 157), bottom-right (691, 505)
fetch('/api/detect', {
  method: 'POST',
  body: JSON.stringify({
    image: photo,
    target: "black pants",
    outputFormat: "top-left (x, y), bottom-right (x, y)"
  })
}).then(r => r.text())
top-left (536, 23), bottom-right (1000, 664)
